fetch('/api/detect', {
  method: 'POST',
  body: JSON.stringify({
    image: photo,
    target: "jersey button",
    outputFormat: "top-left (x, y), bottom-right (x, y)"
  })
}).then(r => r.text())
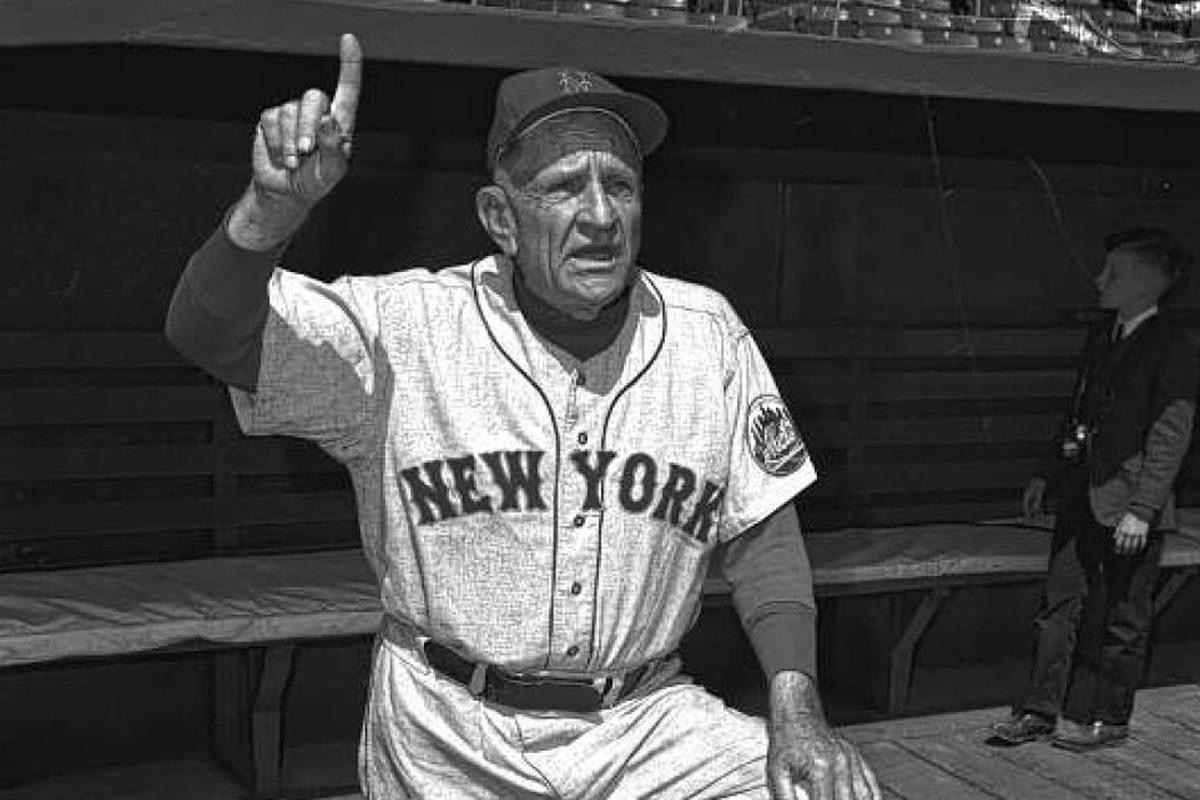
top-left (576, 372), bottom-right (587, 387)
top-left (577, 432), bottom-right (588, 446)
top-left (566, 645), bottom-right (580, 658)
top-left (570, 581), bottom-right (583, 595)
top-left (573, 515), bottom-right (585, 527)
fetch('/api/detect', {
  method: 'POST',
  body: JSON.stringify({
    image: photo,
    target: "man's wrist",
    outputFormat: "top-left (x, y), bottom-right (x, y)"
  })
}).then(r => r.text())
top-left (1128, 503), bottom-right (1155, 523)
top-left (227, 184), bottom-right (308, 252)
top-left (769, 669), bottom-right (825, 727)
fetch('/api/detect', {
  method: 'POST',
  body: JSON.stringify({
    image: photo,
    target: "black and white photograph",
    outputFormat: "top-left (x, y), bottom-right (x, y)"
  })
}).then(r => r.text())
top-left (2, 1), bottom-right (1200, 798)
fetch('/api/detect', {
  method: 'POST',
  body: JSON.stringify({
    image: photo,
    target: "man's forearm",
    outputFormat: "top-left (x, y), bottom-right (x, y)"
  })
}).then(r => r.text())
top-left (745, 604), bottom-right (818, 680)
top-left (722, 503), bottom-right (818, 679)
top-left (164, 199), bottom-right (286, 389)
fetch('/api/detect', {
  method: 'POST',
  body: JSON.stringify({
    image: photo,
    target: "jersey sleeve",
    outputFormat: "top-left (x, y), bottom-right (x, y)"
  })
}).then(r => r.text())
top-left (719, 328), bottom-right (818, 543)
top-left (228, 268), bottom-right (383, 464)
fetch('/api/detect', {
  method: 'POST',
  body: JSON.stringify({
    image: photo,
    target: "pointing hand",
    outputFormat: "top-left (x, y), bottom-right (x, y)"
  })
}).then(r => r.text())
top-left (250, 33), bottom-right (363, 209)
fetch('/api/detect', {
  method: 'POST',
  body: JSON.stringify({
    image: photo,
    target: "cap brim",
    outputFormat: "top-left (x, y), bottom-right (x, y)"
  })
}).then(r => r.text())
top-left (498, 91), bottom-right (668, 167)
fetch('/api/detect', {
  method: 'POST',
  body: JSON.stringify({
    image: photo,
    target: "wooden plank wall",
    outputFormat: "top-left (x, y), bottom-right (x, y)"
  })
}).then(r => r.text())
top-left (0, 323), bottom-right (1117, 567)
top-left (7, 100), bottom-right (1200, 332)
top-left (5, 48), bottom-right (1200, 570)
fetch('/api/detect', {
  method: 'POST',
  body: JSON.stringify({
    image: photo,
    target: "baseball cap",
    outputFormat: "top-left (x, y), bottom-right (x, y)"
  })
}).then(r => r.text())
top-left (485, 66), bottom-right (669, 172)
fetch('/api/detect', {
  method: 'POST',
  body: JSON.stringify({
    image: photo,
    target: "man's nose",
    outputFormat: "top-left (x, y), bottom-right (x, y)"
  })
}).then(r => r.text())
top-left (578, 176), bottom-right (617, 235)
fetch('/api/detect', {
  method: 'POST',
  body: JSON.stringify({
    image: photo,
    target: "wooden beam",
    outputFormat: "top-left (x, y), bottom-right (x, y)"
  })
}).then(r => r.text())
top-left (1153, 566), bottom-right (1198, 615)
top-left (251, 644), bottom-right (296, 800)
top-left (0, 445), bottom-right (219, 481)
top-left (0, 331), bottom-right (188, 370)
top-left (212, 650), bottom-right (253, 793)
top-left (8, 0), bottom-right (1200, 113)
top-left (758, 326), bottom-right (1087, 360)
top-left (887, 585), bottom-right (951, 716)
top-left (0, 490), bottom-right (354, 538)
top-left (0, 386), bottom-right (222, 425)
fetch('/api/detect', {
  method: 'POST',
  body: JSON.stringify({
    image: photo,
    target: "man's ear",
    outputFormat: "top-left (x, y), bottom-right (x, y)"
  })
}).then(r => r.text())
top-left (476, 184), bottom-right (518, 257)
top-left (1137, 261), bottom-right (1172, 302)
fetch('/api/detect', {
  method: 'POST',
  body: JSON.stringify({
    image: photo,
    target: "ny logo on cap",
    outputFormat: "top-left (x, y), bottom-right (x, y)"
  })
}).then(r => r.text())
top-left (557, 69), bottom-right (594, 95)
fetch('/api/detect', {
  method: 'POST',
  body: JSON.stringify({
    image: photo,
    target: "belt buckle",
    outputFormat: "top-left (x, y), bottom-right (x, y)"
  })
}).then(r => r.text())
top-left (501, 671), bottom-right (604, 712)
top-left (467, 661), bottom-right (488, 696)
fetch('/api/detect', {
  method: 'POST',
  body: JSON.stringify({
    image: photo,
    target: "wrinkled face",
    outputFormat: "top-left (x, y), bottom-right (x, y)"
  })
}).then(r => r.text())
top-left (498, 111), bottom-right (642, 319)
top-left (1096, 247), bottom-right (1166, 314)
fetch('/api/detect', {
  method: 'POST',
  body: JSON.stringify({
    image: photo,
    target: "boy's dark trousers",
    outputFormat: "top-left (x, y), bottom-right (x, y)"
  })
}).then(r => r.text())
top-left (1016, 488), bottom-right (1165, 725)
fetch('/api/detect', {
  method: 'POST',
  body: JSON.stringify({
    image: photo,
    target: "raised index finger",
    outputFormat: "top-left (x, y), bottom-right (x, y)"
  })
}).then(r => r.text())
top-left (331, 33), bottom-right (363, 133)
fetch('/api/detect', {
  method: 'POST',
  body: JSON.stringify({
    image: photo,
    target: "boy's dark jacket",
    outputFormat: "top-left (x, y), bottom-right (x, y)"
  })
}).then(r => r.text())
top-left (1040, 313), bottom-right (1198, 530)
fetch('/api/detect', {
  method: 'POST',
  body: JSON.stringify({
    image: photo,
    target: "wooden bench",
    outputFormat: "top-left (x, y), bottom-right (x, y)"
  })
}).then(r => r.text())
top-left (704, 521), bottom-right (1200, 716)
top-left (0, 330), bottom-right (361, 798)
top-left (2, 327), bottom-right (1199, 797)
top-left (3, 528), bottom-right (1197, 790)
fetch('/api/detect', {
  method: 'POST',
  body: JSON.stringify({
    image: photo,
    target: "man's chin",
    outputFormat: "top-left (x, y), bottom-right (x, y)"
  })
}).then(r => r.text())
top-left (572, 266), bottom-right (632, 294)
top-left (560, 282), bottom-right (628, 318)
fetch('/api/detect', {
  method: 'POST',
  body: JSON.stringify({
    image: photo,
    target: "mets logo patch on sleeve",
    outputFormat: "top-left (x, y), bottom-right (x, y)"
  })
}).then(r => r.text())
top-left (747, 395), bottom-right (808, 476)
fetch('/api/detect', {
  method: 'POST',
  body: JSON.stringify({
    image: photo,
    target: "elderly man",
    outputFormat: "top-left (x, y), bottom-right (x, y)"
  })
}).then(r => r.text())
top-left (165, 34), bottom-right (878, 800)
top-left (990, 228), bottom-right (1197, 751)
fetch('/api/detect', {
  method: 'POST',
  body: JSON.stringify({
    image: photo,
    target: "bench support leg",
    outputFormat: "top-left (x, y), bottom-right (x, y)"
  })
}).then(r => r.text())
top-left (1153, 567), bottom-right (1198, 616)
top-left (213, 651), bottom-right (252, 787)
top-left (887, 587), bottom-right (950, 717)
top-left (252, 644), bottom-right (297, 800)
top-left (1140, 567), bottom-right (1199, 685)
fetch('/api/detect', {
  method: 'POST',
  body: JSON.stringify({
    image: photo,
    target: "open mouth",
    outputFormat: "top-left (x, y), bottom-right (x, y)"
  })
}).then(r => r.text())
top-left (570, 244), bottom-right (620, 264)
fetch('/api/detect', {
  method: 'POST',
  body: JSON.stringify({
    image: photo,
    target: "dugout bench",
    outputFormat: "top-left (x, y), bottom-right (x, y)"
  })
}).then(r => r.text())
top-left (2, 328), bottom-right (1199, 799)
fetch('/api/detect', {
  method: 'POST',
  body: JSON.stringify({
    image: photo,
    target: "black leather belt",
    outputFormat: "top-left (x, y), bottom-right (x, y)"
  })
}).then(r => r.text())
top-left (422, 639), bottom-right (652, 713)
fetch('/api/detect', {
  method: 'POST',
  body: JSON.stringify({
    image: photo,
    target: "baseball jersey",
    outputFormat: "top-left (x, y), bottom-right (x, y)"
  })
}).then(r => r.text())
top-left (230, 255), bottom-right (816, 675)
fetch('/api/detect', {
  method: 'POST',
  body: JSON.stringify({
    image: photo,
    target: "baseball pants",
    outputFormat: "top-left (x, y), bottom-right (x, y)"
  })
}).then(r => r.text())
top-left (358, 627), bottom-right (774, 799)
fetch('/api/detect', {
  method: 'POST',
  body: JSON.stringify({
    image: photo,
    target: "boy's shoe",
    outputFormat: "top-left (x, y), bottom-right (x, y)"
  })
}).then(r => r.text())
top-left (986, 711), bottom-right (1057, 746)
top-left (1050, 720), bottom-right (1130, 751)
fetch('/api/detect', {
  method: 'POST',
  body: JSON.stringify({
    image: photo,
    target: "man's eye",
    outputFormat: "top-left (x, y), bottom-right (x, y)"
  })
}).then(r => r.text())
top-left (606, 179), bottom-right (635, 197)
top-left (545, 178), bottom-right (584, 196)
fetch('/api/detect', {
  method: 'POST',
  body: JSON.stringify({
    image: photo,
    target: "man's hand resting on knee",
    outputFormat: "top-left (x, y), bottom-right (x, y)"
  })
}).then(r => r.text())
top-left (767, 671), bottom-right (881, 800)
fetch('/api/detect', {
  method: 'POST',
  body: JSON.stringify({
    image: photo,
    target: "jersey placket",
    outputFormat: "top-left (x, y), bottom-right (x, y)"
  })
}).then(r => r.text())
top-left (545, 365), bottom-right (601, 672)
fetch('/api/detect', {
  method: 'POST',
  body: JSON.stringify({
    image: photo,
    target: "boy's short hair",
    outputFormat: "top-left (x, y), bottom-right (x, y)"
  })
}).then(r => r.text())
top-left (1104, 227), bottom-right (1188, 287)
